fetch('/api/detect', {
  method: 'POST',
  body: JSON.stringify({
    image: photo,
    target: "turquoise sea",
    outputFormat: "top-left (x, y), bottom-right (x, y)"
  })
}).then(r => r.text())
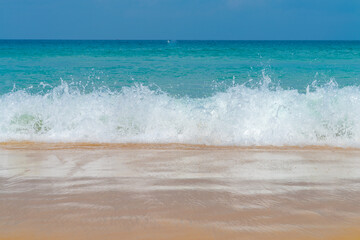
top-left (1, 40), bottom-right (360, 146)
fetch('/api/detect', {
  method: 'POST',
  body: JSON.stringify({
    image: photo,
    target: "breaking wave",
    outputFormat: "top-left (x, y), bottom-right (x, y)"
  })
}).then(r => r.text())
top-left (1, 79), bottom-right (360, 147)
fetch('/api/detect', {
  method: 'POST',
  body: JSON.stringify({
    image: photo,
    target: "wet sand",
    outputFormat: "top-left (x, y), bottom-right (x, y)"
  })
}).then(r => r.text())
top-left (1, 143), bottom-right (360, 239)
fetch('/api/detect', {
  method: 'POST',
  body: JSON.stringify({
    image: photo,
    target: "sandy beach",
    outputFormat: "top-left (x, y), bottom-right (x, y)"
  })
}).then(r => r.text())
top-left (1, 143), bottom-right (360, 239)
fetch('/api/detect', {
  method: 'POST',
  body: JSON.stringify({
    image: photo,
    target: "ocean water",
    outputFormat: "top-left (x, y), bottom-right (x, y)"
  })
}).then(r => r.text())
top-left (1, 40), bottom-right (360, 146)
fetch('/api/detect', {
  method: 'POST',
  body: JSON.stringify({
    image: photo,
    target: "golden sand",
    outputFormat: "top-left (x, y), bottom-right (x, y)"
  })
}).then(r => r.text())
top-left (1, 143), bottom-right (360, 239)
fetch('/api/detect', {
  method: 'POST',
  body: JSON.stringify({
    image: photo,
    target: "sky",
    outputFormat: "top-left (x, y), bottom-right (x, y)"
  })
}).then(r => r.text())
top-left (0, 0), bottom-right (360, 40)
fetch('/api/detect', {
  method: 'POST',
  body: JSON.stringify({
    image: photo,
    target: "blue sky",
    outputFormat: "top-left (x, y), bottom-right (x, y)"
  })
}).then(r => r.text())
top-left (0, 0), bottom-right (360, 40)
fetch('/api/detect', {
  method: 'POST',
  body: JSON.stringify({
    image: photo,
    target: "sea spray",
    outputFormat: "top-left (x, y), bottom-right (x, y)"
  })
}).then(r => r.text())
top-left (0, 79), bottom-right (360, 147)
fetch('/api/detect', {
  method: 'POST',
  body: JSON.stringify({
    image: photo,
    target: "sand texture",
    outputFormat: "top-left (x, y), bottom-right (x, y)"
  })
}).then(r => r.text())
top-left (1, 144), bottom-right (360, 239)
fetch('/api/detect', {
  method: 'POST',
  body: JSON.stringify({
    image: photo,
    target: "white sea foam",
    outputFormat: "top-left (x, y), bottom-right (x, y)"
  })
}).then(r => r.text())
top-left (1, 80), bottom-right (360, 147)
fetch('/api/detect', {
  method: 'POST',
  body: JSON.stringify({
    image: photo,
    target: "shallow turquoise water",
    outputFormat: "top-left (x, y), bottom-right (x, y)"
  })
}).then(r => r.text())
top-left (1, 40), bottom-right (360, 146)
top-left (1, 40), bottom-right (360, 97)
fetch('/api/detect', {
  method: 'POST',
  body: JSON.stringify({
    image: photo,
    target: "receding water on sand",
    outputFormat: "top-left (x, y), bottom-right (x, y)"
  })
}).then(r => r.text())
top-left (1, 145), bottom-right (360, 239)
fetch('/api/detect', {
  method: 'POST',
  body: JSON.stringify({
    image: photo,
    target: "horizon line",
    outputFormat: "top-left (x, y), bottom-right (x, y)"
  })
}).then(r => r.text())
top-left (0, 39), bottom-right (360, 41)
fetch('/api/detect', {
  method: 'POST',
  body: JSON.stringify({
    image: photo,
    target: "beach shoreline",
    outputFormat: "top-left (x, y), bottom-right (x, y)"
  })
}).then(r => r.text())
top-left (1, 141), bottom-right (359, 151)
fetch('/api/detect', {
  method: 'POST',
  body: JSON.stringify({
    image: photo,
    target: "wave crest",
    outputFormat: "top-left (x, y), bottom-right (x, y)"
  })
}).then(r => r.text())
top-left (1, 80), bottom-right (359, 147)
